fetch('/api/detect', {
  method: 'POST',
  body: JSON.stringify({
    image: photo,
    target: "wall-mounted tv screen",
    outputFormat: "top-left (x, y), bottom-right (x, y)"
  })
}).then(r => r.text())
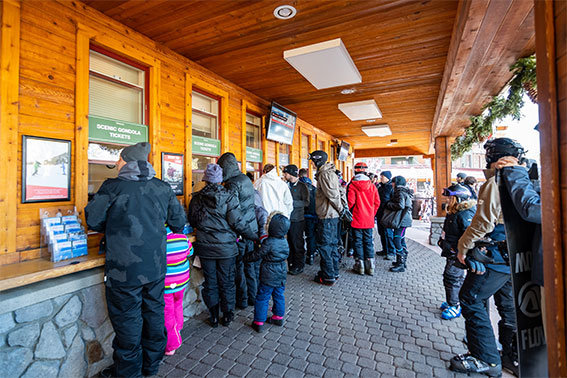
top-left (266, 102), bottom-right (297, 145)
top-left (337, 141), bottom-right (350, 161)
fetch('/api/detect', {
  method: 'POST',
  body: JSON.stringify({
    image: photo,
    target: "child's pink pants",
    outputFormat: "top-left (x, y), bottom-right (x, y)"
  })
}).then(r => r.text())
top-left (164, 289), bottom-right (185, 352)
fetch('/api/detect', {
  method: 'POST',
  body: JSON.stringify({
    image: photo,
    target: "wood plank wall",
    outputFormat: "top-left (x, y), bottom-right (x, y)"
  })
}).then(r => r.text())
top-left (0, 0), bottom-right (337, 266)
top-left (535, 0), bottom-right (566, 375)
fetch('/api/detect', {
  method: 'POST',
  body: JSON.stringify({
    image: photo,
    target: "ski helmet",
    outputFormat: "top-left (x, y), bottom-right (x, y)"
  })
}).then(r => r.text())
top-left (354, 162), bottom-right (368, 173)
top-left (483, 138), bottom-right (525, 167)
top-left (442, 184), bottom-right (471, 201)
top-left (309, 150), bottom-right (328, 168)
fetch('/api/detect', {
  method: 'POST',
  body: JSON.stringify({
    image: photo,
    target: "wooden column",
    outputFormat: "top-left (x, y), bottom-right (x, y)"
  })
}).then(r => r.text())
top-left (433, 136), bottom-right (452, 216)
top-left (0, 0), bottom-right (20, 264)
top-left (535, 0), bottom-right (567, 375)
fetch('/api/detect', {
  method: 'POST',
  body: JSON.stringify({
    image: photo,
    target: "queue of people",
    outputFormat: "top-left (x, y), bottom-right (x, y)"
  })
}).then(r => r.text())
top-left (85, 137), bottom-right (538, 378)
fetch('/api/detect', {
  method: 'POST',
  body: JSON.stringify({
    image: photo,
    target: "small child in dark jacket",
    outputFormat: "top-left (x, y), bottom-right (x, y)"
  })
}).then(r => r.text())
top-left (438, 184), bottom-right (477, 320)
top-left (244, 211), bottom-right (290, 333)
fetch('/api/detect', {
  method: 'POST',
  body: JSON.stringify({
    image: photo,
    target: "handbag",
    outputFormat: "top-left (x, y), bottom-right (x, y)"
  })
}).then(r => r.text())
top-left (380, 208), bottom-right (403, 229)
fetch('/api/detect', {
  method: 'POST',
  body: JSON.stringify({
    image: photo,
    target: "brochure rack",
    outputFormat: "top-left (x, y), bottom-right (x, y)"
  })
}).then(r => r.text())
top-left (39, 206), bottom-right (88, 262)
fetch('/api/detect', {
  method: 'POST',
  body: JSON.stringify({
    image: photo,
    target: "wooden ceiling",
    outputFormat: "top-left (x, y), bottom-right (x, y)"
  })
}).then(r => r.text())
top-left (84, 0), bottom-right (535, 156)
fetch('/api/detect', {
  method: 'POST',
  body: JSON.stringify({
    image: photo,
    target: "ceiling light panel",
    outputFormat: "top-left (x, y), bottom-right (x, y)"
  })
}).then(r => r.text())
top-left (283, 38), bottom-right (362, 90)
top-left (338, 99), bottom-right (382, 121)
top-left (361, 124), bottom-right (392, 137)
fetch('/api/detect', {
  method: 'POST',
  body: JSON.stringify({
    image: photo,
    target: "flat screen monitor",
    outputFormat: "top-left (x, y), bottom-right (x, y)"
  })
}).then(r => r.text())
top-left (337, 141), bottom-right (350, 161)
top-left (266, 102), bottom-right (297, 145)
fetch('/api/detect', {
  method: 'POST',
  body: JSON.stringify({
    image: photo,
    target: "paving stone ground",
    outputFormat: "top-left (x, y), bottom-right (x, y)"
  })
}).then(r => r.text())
top-left (158, 239), bottom-right (474, 378)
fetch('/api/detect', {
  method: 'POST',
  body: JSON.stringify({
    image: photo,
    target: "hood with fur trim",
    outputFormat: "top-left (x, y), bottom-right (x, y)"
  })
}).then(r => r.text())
top-left (448, 199), bottom-right (477, 214)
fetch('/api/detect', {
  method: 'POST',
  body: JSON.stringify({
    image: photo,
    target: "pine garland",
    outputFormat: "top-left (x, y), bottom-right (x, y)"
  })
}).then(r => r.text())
top-left (450, 55), bottom-right (536, 160)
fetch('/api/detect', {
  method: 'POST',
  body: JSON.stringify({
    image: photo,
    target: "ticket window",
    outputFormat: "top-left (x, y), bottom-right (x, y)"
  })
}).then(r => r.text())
top-left (192, 90), bottom-right (220, 190)
top-left (246, 113), bottom-right (262, 181)
top-left (301, 134), bottom-right (310, 176)
top-left (88, 49), bottom-right (147, 198)
top-left (279, 144), bottom-right (290, 171)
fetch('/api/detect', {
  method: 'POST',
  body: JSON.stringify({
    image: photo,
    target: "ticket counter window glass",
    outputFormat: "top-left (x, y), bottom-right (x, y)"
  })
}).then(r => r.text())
top-left (279, 144), bottom-right (290, 170)
top-left (88, 50), bottom-right (146, 197)
top-left (192, 91), bottom-right (219, 189)
top-left (319, 140), bottom-right (325, 152)
top-left (301, 134), bottom-right (310, 172)
top-left (246, 113), bottom-right (262, 180)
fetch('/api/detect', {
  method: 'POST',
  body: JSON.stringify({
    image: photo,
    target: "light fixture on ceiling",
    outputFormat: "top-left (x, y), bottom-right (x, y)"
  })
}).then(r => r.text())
top-left (387, 139), bottom-right (398, 146)
top-left (338, 99), bottom-right (382, 121)
top-left (365, 119), bottom-right (376, 123)
top-left (341, 88), bottom-right (356, 95)
top-left (361, 124), bottom-right (391, 137)
top-left (273, 5), bottom-right (296, 20)
top-left (283, 38), bottom-right (361, 89)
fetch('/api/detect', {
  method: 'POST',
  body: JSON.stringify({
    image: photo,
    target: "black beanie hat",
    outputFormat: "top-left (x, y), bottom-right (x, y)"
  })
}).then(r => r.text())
top-left (283, 164), bottom-right (299, 177)
top-left (120, 142), bottom-right (151, 162)
top-left (309, 150), bottom-right (328, 168)
top-left (392, 176), bottom-right (407, 187)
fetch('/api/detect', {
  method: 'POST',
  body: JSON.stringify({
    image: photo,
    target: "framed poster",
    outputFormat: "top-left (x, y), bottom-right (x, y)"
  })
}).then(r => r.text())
top-left (161, 152), bottom-right (184, 195)
top-left (22, 136), bottom-right (71, 203)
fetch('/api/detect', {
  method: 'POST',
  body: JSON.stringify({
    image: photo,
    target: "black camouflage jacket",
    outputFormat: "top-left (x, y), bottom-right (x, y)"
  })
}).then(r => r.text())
top-left (85, 161), bottom-right (186, 287)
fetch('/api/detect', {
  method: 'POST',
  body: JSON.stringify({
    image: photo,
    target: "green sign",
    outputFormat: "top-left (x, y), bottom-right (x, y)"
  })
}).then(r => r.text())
top-left (88, 115), bottom-right (148, 145)
top-left (246, 147), bottom-right (263, 163)
top-left (192, 135), bottom-right (221, 156)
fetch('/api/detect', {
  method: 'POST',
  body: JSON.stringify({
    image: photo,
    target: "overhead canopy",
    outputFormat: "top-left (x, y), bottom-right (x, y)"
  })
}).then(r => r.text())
top-left (84, 0), bottom-right (535, 157)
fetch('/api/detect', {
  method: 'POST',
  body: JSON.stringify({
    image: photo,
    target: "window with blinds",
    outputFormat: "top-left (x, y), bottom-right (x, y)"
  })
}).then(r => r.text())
top-left (301, 134), bottom-right (309, 170)
top-left (246, 113), bottom-right (261, 149)
top-left (192, 90), bottom-right (220, 190)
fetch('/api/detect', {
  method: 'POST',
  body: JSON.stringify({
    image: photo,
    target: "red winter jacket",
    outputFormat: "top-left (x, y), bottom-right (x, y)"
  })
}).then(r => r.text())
top-left (347, 174), bottom-right (380, 229)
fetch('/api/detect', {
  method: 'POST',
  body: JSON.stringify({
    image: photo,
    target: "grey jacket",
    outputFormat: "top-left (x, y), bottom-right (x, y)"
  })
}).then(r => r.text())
top-left (315, 162), bottom-right (343, 219)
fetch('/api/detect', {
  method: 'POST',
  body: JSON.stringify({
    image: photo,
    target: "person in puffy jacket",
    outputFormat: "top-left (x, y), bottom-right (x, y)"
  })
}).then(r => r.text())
top-left (85, 142), bottom-right (186, 378)
top-left (385, 176), bottom-right (413, 273)
top-left (244, 212), bottom-right (291, 333)
top-left (376, 171), bottom-right (395, 260)
top-left (299, 169), bottom-right (318, 265)
top-left (348, 172), bottom-right (380, 275)
top-left (217, 152), bottom-right (259, 309)
top-left (188, 164), bottom-right (257, 328)
top-left (437, 184), bottom-right (476, 320)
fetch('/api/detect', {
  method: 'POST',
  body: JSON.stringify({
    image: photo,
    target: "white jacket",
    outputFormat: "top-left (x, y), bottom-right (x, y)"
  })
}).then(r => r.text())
top-left (254, 169), bottom-right (293, 218)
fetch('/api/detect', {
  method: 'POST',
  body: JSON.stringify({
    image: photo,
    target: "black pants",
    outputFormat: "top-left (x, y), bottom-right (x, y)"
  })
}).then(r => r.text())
top-left (288, 220), bottom-right (306, 270)
top-left (241, 239), bottom-right (259, 306)
top-left (105, 279), bottom-right (166, 378)
top-left (377, 222), bottom-right (395, 257)
top-left (235, 241), bottom-right (248, 307)
top-left (459, 268), bottom-right (516, 365)
top-left (304, 217), bottom-right (318, 258)
top-left (318, 218), bottom-right (340, 281)
top-left (352, 228), bottom-right (374, 260)
top-left (443, 256), bottom-right (465, 306)
top-left (201, 257), bottom-right (236, 313)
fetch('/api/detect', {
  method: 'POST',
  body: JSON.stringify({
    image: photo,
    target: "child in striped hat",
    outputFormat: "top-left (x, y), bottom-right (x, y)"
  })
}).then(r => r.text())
top-left (164, 227), bottom-right (193, 355)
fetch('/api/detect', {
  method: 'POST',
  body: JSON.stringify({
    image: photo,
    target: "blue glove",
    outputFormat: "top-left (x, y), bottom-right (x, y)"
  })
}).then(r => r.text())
top-left (466, 257), bottom-right (486, 275)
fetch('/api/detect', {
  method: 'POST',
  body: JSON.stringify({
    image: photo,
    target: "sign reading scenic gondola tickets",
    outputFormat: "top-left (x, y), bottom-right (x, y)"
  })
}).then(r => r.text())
top-left (246, 147), bottom-right (263, 163)
top-left (192, 136), bottom-right (221, 156)
top-left (88, 115), bottom-right (148, 145)
top-left (266, 102), bottom-right (297, 145)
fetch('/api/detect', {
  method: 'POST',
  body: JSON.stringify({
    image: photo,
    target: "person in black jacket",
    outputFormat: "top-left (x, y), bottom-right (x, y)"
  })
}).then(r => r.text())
top-left (463, 176), bottom-right (478, 200)
top-left (299, 168), bottom-right (318, 265)
top-left (283, 164), bottom-right (310, 275)
top-left (376, 171), bottom-right (395, 260)
top-left (217, 152), bottom-right (259, 308)
top-left (244, 212), bottom-right (291, 333)
top-left (85, 142), bottom-right (186, 378)
top-left (437, 184), bottom-right (476, 320)
top-left (384, 176), bottom-right (413, 273)
top-left (188, 164), bottom-right (257, 328)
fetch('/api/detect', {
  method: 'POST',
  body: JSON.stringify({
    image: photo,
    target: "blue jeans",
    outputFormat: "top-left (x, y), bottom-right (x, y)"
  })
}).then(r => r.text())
top-left (392, 227), bottom-right (407, 256)
top-left (352, 228), bottom-right (374, 260)
top-left (317, 218), bottom-right (340, 281)
top-left (254, 283), bottom-right (285, 323)
top-left (377, 223), bottom-right (395, 256)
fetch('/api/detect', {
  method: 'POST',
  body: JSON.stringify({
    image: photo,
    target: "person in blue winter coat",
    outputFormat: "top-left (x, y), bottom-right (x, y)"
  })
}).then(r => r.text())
top-left (437, 184), bottom-right (476, 320)
top-left (244, 212), bottom-right (291, 333)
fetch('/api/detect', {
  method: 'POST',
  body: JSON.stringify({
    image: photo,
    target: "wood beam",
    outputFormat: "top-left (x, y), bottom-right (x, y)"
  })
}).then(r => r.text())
top-left (535, 0), bottom-right (567, 375)
top-left (433, 137), bottom-right (452, 216)
top-left (0, 0), bottom-right (20, 263)
top-left (354, 146), bottom-right (424, 158)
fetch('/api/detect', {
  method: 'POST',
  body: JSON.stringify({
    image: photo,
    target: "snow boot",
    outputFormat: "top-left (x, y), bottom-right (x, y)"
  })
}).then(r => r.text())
top-left (364, 258), bottom-right (375, 276)
top-left (389, 250), bottom-right (406, 272)
top-left (221, 310), bottom-right (234, 326)
top-left (208, 304), bottom-right (219, 328)
top-left (450, 353), bottom-right (502, 377)
top-left (353, 259), bottom-right (364, 275)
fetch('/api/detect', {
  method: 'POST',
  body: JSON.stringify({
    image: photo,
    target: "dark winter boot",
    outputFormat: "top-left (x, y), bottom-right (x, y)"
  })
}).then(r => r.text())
top-left (306, 254), bottom-right (313, 265)
top-left (221, 311), bottom-right (234, 326)
top-left (364, 258), bottom-right (375, 276)
top-left (251, 321), bottom-right (265, 333)
top-left (389, 251), bottom-right (406, 272)
top-left (208, 304), bottom-right (219, 328)
top-left (353, 259), bottom-right (364, 275)
top-left (390, 251), bottom-right (402, 268)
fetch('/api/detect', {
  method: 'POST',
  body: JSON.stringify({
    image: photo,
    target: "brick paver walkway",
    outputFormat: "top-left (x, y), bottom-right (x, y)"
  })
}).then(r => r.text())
top-left (158, 239), bottom-right (470, 377)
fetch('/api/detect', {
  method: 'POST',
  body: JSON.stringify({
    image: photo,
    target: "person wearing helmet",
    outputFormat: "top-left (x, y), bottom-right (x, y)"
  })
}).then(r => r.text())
top-left (456, 172), bottom-right (467, 184)
top-left (309, 150), bottom-right (343, 285)
top-left (437, 184), bottom-right (476, 320)
top-left (354, 161), bottom-right (368, 174)
top-left (450, 138), bottom-right (523, 377)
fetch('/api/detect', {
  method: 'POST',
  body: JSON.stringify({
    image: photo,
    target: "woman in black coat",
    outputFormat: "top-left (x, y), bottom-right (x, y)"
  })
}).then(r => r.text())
top-left (188, 164), bottom-right (257, 327)
top-left (384, 176), bottom-right (413, 273)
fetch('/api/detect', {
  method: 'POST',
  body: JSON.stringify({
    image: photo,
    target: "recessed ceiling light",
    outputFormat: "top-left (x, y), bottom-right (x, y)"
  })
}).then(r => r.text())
top-left (365, 119), bottom-right (376, 123)
top-left (283, 38), bottom-right (361, 90)
top-left (338, 99), bottom-right (382, 121)
top-left (274, 5), bottom-right (297, 20)
top-left (361, 124), bottom-right (391, 137)
top-left (341, 88), bottom-right (356, 95)
top-left (387, 139), bottom-right (398, 146)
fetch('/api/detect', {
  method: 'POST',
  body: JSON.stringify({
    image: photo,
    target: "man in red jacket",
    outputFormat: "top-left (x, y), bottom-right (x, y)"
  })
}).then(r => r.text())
top-left (348, 171), bottom-right (380, 275)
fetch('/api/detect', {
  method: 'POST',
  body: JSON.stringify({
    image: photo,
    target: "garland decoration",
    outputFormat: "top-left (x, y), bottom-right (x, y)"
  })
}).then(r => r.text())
top-left (450, 55), bottom-right (536, 160)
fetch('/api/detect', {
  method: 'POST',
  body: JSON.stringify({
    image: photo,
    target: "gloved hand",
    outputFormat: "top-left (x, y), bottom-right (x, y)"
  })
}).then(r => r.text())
top-left (466, 257), bottom-right (486, 275)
